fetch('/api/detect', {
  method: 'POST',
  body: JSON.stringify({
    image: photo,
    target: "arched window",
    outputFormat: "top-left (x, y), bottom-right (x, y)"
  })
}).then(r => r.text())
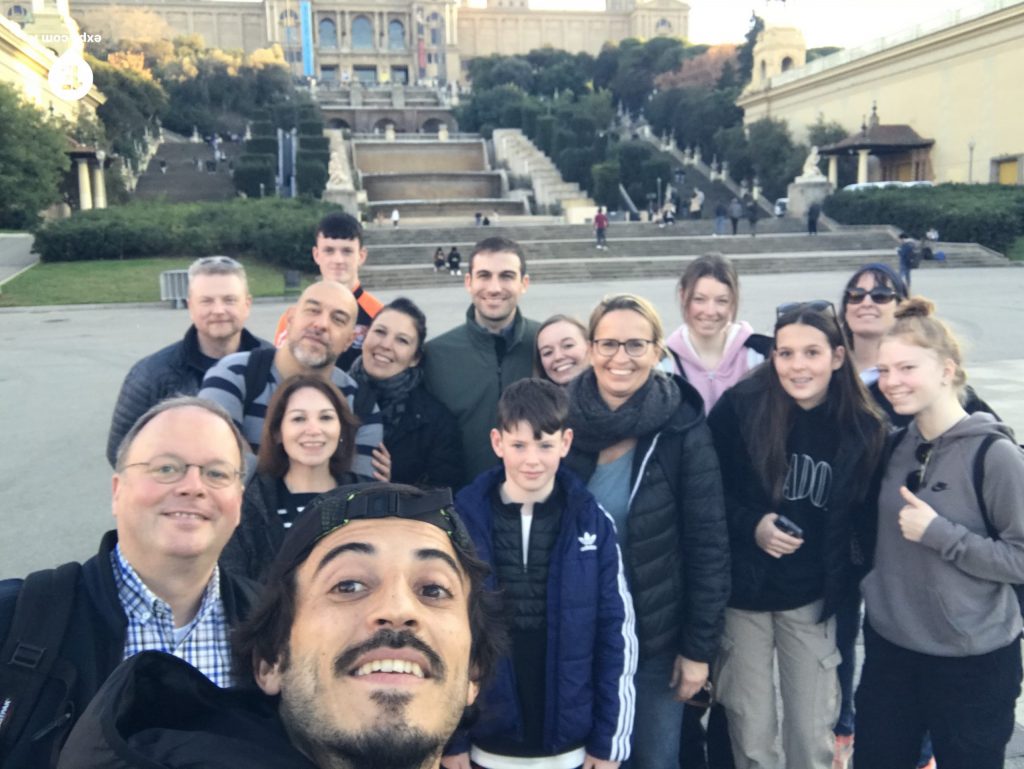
top-left (759, 59), bottom-right (767, 82)
top-left (279, 10), bottom-right (299, 47)
top-left (6, 4), bottom-right (28, 20)
top-left (388, 19), bottom-right (405, 50)
top-left (319, 18), bottom-right (337, 49)
top-left (781, 56), bottom-right (794, 72)
top-left (655, 18), bottom-right (672, 34)
top-left (352, 15), bottom-right (373, 49)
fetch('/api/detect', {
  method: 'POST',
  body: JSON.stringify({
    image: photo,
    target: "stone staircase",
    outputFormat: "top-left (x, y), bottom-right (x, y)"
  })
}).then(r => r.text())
top-left (492, 128), bottom-right (596, 219)
top-left (355, 221), bottom-right (1012, 288)
top-left (134, 138), bottom-right (242, 202)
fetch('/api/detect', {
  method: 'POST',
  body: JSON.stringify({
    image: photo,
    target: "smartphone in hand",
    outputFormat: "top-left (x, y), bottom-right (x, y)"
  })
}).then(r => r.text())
top-left (774, 515), bottom-right (804, 539)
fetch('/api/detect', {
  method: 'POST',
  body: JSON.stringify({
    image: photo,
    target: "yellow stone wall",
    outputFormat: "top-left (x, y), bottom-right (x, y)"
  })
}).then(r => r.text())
top-left (737, 2), bottom-right (1024, 184)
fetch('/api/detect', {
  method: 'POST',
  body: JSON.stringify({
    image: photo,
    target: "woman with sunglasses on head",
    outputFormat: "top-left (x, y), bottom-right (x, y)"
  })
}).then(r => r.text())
top-left (348, 297), bottom-right (462, 489)
top-left (534, 314), bottom-right (590, 385)
top-left (706, 301), bottom-right (886, 769)
top-left (221, 375), bottom-right (361, 581)
top-left (667, 253), bottom-right (771, 415)
top-left (854, 298), bottom-right (1024, 769)
top-left (563, 294), bottom-right (730, 769)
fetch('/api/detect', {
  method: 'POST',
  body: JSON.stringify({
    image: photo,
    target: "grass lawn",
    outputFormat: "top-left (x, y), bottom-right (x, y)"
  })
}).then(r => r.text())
top-left (0, 257), bottom-right (316, 307)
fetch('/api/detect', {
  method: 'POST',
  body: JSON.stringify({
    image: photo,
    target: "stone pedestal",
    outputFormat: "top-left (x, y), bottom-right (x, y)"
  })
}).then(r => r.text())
top-left (786, 176), bottom-right (832, 217)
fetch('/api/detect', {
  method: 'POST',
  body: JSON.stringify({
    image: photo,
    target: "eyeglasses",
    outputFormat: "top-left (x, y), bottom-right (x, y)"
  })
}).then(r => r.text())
top-left (591, 338), bottom-right (656, 358)
top-left (121, 456), bottom-right (242, 489)
top-left (776, 300), bottom-right (837, 320)
top-left (904, 442), bottom-right (934, 493)
top-left (845, 286), bottom-right (898, 305)
top-left (193, 256), bottom-right (242, 268)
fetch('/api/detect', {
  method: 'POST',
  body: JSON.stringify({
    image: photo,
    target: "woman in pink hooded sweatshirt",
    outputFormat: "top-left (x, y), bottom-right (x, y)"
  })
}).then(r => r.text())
top-left (666, 253), bottom-right (771, 414)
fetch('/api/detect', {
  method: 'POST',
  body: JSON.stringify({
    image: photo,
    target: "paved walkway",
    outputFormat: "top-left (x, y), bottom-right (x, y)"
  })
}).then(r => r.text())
top-left (0, 233), bottom-right (35, 285)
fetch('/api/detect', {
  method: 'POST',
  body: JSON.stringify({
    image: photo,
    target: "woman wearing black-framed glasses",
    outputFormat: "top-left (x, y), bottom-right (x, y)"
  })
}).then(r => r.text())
top-left (855, 297), bottom-right (1024, 769)
top-left (563, 293), bottom-right (730, 769)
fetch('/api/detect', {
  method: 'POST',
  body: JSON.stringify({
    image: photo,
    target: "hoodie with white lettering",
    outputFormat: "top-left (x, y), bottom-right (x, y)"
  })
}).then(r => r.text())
top-left (862, 412), bottom-right (1024, 656)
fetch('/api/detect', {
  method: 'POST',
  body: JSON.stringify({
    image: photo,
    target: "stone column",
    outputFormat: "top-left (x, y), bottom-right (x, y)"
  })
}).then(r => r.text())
top-left (91, 154), bottom-right (107, 209)
top-left (857, 149), bottom-right (870, 184)
top-left (76, 158), bottom-right (93, 210)
top-left (828, 155), bottom-right (838, 188)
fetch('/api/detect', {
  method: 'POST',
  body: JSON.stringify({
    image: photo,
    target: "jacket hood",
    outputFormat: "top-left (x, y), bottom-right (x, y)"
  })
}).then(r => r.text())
top-left (58, 652), bottom-right (315, 769)
top-left (908, 410), bottom-right (1015, 445)
top-left (666, 321), bottom-right (755, 368)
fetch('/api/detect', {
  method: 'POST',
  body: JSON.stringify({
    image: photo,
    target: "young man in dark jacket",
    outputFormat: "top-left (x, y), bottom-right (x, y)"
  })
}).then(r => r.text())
top-left (446, 380), bottom-right (637, 769)
top-left (106, 256), bottom-right (270, 466)
top-left (0, 398), bottom-right (257, 768)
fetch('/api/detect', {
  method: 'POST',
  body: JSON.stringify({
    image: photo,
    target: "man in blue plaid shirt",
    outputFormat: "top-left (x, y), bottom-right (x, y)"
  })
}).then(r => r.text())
top-left (0, 397), bottom-right (257, 768)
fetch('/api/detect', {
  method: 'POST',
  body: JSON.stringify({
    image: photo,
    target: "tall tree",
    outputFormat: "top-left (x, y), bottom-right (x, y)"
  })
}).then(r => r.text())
top-left (0, 83), bottom-right (70, 229)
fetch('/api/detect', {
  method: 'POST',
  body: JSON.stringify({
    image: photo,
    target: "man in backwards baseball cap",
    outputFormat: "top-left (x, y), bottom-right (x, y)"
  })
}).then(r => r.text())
top-left (57, 483), bottom-right (505, 769)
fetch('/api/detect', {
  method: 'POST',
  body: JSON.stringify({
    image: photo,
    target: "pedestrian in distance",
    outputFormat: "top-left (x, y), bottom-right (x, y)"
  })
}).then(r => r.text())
top-left (447, 245), bottom-right (462, 276)
top-left (728, 197), bottom-right (743, 236)
top-left (714, 202), bottom-right (729, 237)
top-left (594, 207), bottom-right (609, 250)
top-left (433, 247), bottom-right (446, 272)
top-left (897, 233), bottom-right (920, 290)
top-left (745, 197), bottom-right (759, 237)
top-left (808, 202), bottom-right (822, 235)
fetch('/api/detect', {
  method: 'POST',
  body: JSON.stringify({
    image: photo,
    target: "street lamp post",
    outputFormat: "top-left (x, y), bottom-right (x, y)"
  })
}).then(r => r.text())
top-left (657, 177), bottom-right (662, 212)
top-left (968, 140), bottom-right (976, 183)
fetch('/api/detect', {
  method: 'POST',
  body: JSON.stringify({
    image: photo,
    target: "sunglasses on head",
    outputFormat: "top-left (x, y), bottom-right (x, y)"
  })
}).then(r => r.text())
top-left (776, 300), bottom-right (837, 321)
top-left (905, 441), bottom-right (934, 494)
top-left (845, 286), bottom-right (898, 305)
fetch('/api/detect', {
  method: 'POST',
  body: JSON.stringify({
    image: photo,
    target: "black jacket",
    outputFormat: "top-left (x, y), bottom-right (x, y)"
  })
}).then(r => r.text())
top-left (385, 385), bottom-right (464, 489)
top-left (563, 376), bottom-right (730, 664)
top-left (106, 326), bottom-right (270, 466)
top-left (57, 652), bottom-right (315, 769)
top-left (221, 471), bottom-right (360, 582)
top-left (707, 382), bottom-right (882, 620)
top-left (0, 532), bottom-right (257, 769)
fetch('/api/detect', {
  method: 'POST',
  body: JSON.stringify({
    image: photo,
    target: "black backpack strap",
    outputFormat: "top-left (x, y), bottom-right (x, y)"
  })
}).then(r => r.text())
top-left (242, 347), bottom-right (277, 414)
top-left (0, 562), bottom-right (81, 758)
top-left (973, 434), bottom-right (1004, 538)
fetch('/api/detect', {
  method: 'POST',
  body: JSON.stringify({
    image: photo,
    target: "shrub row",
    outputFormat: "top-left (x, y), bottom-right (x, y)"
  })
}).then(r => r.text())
top-left (33, 199), bottom-right (337, 270)
top-left (823, 184), bottom-right (1024, 253)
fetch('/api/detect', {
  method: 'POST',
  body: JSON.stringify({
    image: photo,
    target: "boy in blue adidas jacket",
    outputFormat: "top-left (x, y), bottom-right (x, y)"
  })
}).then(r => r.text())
top-left (444, 379), bottom-right (637, 769)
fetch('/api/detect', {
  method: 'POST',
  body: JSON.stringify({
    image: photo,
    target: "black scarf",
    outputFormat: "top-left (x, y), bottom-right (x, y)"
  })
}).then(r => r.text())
top-left (348, 358), bottom-right (423, 439)
top-left (567, 368), bottom-right (681, 454)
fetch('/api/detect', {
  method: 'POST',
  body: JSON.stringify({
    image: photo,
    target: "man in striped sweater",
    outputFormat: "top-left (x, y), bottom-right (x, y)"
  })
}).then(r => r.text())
top-left (199, 281), bottom-right (386, 481)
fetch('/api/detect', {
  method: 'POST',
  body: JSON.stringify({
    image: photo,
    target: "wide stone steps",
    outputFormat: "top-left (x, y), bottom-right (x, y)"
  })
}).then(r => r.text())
top-left (359, 236), bottom-right (1010, 289)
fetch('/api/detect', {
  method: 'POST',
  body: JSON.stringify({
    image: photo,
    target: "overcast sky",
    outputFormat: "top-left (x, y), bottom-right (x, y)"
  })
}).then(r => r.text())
top-left (507, 0), bottom-right (993, 48)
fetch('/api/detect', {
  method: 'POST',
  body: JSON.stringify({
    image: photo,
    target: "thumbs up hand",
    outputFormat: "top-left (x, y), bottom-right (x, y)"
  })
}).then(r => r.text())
top-left (898, 486), bottom-right (938, 542)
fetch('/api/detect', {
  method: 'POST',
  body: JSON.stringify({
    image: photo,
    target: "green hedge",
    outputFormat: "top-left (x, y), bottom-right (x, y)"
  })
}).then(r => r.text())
top-left (245, 137), bottom-right (278, 156)
top-left (251, 120), bottom-right (275, 137)
top-left (823, 184), bottom-right (1024, 253)
top-left (298, 120), bottom-right (324, 137)
top-left (33, 199), bottom-right (337, 269)
top-left (234, 163), bottom-right (276, 199)
top-left (300, 135), bottom-right (329, 152)
top-left (296, 160), bottom-right (327, 198)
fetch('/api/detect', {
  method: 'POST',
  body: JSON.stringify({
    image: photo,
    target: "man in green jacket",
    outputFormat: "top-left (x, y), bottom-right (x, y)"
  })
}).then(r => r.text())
top-left (424, 237), bottom-right (539, 487)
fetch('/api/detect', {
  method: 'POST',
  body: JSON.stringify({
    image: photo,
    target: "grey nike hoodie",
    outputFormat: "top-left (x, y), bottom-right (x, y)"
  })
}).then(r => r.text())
top-left (863, 412), bottom-right (1024, 656)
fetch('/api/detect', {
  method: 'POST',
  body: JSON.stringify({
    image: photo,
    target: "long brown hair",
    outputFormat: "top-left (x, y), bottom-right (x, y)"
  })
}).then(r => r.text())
top-left (745, 305), bottom-right (885, 504)
top-left (256, 375), bottom-right (360, 479)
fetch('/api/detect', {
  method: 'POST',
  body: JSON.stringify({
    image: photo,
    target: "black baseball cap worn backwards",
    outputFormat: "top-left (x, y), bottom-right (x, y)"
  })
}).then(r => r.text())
top-left (268, 483), bottom-right (471, 582)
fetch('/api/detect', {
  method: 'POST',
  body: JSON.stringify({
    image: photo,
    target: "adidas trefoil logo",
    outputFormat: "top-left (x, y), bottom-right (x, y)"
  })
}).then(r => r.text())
top-left (578, 532), bottom-right (597, 552)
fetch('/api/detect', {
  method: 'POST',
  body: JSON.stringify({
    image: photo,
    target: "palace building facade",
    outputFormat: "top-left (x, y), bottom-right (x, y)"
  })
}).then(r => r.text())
top-left (2, 0), bottom-right (688, 86)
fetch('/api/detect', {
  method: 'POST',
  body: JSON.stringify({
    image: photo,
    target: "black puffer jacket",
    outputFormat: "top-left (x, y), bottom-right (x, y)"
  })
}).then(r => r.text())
top-left (57, 652), bottom-right (316, 769)
top-left (385, 385), bottom-right (464, 489)
top-left (563, 376), bottom-right (730, 663)
top-left (708, 380), bottom-right (883, 620)
top-left (220, 471), bottom-right (361, 582)
top-left (106, 326), bottom-right (270, 466)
